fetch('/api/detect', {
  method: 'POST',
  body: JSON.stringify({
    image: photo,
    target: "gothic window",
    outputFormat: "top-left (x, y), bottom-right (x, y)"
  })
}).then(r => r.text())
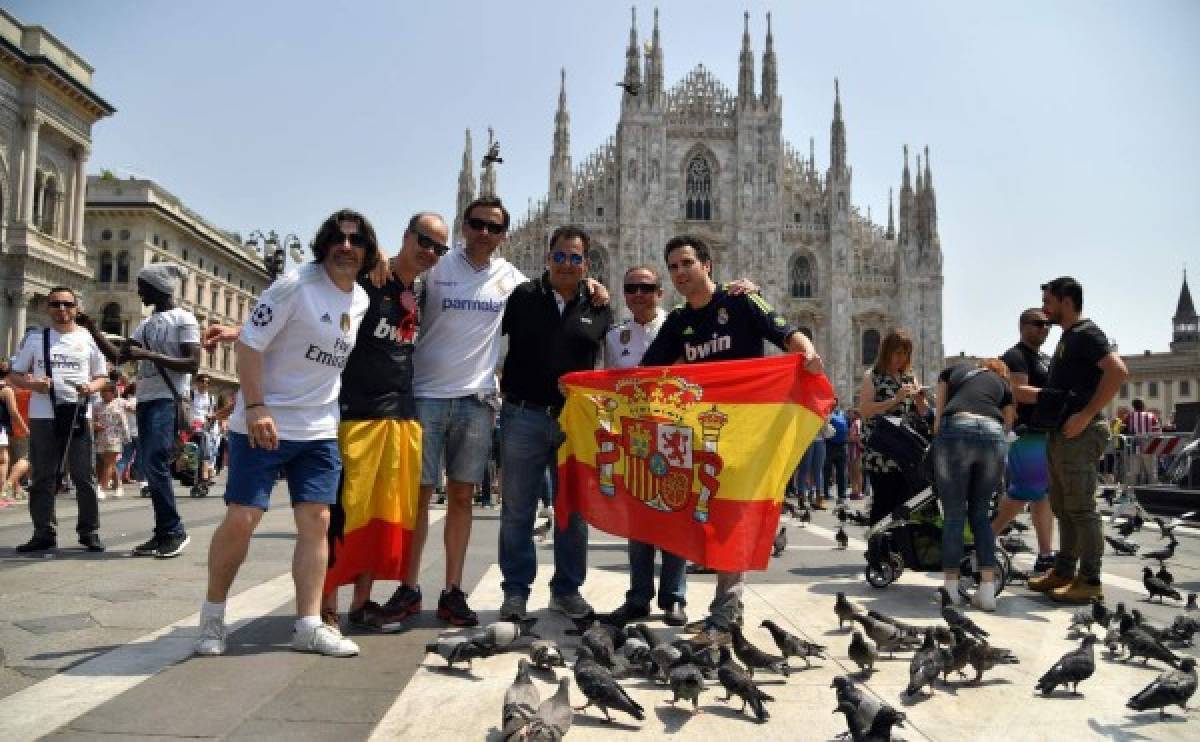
top-left (116, 251), bottom-right (130, 283)
top-left (100, 302), bottom-right (122, 335)
top-left (685, 155), bottom-right (713, 221)
top-left (790, 255), bottom-right (815, 298)
top-left (99, 251), bottom-right (114, 283)
top-left (793, 213), bottom-right (801, 223)
top-left (587, 247), bottom-right (608, 289)
top-left (41, 175), bottom-right (60, 235)
top-left (862, 329), bottom-right (881, 366)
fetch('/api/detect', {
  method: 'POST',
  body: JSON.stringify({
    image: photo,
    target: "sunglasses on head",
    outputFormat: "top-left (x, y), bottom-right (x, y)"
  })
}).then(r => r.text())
top-left (550, 251), bottom-right (584, 266)
top-left (624, 283), bottom-right (658, 294)
top-left (48, 300), bottom-right (76, 309)
top-left (1025, 319), bottom-right (1052, 328)
top-left (415, 232), bottom-right (450, 256)
top-left (332, 230), bottom-right (368, 248)
top-left (465, 216), bottom-right (506, 235)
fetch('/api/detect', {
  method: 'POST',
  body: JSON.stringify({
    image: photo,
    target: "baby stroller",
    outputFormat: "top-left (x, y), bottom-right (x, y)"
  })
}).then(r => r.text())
top-left (863, 485), bottom-right (1013, 597)
top-left (177, 421), bottom-right (209, 497)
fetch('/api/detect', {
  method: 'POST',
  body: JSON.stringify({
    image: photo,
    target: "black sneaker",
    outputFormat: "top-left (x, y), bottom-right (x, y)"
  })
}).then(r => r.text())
top-left (383, 584), bottom-right (422, 619)
top-left (662, 602), bottom-right (688, 627)
top-left (16, 536), bottom-right (57, 553)
top-left (155, 533), bottom-right (191, 559)
top-left (1033, 553), bottom-right (1056, 575)
top-left (602, 603), bottom-right (650, 626)
top-left (79, 534), bottom-right (106, 552)
top-left (132, 536), bottom-right (160, 557)
top-left (437, 586), bottom-right (479, 627)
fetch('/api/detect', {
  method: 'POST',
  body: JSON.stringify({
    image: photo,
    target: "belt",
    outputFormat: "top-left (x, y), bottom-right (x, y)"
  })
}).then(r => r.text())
top-left (506, 398), bottom-right (563, 416)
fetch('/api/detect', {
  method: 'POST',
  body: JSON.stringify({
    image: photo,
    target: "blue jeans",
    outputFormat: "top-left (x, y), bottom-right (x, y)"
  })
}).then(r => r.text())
top-left (933, 415), bottom-right (1007, 570)
top-left (627, 540), bottom-right (687, 609)
top-left (498, 402), bottom-right (587, 600)
top-left (137, 399), bottom-right (185, 538)
top-left (117, 437), bottom-right (140, 481)
top-left (796, 437), bottom-right (826, 499)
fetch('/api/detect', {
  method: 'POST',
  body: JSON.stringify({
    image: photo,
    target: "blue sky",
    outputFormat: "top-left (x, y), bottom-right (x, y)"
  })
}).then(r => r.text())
top-left (10, 0), bottom-right (1198, 359)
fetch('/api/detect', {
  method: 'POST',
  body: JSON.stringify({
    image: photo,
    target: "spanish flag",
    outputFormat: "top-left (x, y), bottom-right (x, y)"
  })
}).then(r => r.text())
top-left (324, 419), bottom-right (422, 594)
top-left (556, 354), bottom-right (834, 572)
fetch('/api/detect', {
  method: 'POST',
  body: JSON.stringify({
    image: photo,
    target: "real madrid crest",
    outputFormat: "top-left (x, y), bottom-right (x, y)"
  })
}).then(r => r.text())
top-left (619, 327), bottom-right (632, 345)
top-left (340, 313), bottom-right (351, 333)
top-left (716, 307), bottom-right (729, 325)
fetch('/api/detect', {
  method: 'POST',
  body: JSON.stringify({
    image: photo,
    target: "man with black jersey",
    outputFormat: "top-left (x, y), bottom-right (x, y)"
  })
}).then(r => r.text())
top-left (1021, 276), bottom-right (1127, 604)
top-left (641, 234), bottom-right (824, 638)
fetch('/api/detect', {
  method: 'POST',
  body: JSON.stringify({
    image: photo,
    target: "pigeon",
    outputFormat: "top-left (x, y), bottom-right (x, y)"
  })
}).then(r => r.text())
top-left (667, 645), bottom-right (707, 712)
top-left (1143, 566), bottom-right (1182, 603)
top-left (526, 676), bottom-right (573, 741)
top-left (1188, 593), bottom-right (1198, 612)
top-left (482, 140), bottom-right (503, 167)
top-left (831, 675), bottom-right (884, 734)
top-left (938, 587), bottom-right (988, 639)
top-left (835, 592), bottom-right (863, 629)
top-left (533, 516), bottom-right (552, 542)
top-left (795, 506), bottom-right (812, 525)
top-left (616, 81), bottom-right (642, 96)
top-left (1156, 564), bottom-right (1174, 586)
top-left (1068, 603), bottom-right (1099, 635)
top-left (424, 635), bottom-right (492, 669)
top-left (1091, 596), bottom-right (1113, 628)
top-left (847, 509), bottom-right (872, 527)
top-left (1166, 615), bottom-right (1200, 647)
top-left (1142, 536), bottom-right (1179, 564)
top-left (1112, 601), bottom-right (1130, 627)
top-left (1152, 516), bottom-right (1180, 541)
top-left (582, 621), bottom-right (618, 669)
top-left (530, 639), bottom-right (566, 670)
top-left (834, 702), bottom-right (907, 742)
top-left (1119, 615), bottom-right (1182, 667)
top-left (965, 633), bottom-right (1019, 683)
top-left (620, 633), bottom-right (652, 668)
top-left (1105, 534), bottom-right (1139, 555)
top-left (867, 609), bottom-right (945, 645)
top-left (836, 526), bottom-right (849, 550)
top-left (572, 646), bottom-right (644, 722)
top-left (1130, 610), bottom-right (1170, 641)
top-left (848, 630), bottom-right (877, 675)
top-left (643, 624), bottom-right (682, 683)
top-left (1035, 635), bottom-right (1097, 696)
top-left (852, 612), bottom-right (922, 658)
top-left (1126, 657), bottom-right (1198, 719)
top-left (904, 629), bottom-right (944, 697)
top-left (501, 659), bottom-right (540, 739)
top-left (940, 627), bottom-right (975, 681)
top-left (760, 619), bottom-right (826, 668)
top-left (716, 645), bottom-right (772, 722)
top-left (771, 526), bottom-right (787, 557)
top-left (781, 499), bottom-right (798, 518)
top-left (473, 618), bottom-right (541, 651)
top-left (729, 624), bottom-right (791, 677)
top-left (1116, 518), bottom-right (1138, 538)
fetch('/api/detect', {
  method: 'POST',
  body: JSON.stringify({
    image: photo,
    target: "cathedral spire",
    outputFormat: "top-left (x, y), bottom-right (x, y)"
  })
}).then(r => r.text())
top-left (737, 11), bottom-right (755, 108)
top-left (649, 7), bottom-right (664, 99)
top-left (454, 128), bottom-right (475, 237)
top-left (760, 11), bottom-right (777, 108)
top-left (623, 6), bottom-right (641, 98)
top-left (830, 78), bottom-right (847, 176)
top-left (899, 145), bottom-right (914, 244)
top-left (549, 69), bottom-right (573, 209)
top-left (886, 187), bottom-right (895, 240)
top-left (923, 145), bottom-right (938, 243)
top-left (554, 67), bottom-right (570, 158)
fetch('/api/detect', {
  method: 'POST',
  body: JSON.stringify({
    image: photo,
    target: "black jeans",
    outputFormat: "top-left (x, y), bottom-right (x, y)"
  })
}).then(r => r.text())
top-left (28, 418), bottom-right (99, 539)
top-left (824, 442), bottom-right (848, 500)
top-left (867, 468), bottom-right (910, 525)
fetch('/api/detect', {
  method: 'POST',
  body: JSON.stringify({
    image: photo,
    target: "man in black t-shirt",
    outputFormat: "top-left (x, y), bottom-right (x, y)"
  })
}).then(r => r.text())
top-left (641, 234), bottom-right (823, 638)
top-left (993, 308), bottom-right (1055, 574)
top-left (1020, 277), bottom-right (1128, 605)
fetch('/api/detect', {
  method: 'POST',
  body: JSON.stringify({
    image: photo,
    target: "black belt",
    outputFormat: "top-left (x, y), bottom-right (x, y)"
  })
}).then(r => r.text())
top-left (506, 398), bottom-right (563, 416)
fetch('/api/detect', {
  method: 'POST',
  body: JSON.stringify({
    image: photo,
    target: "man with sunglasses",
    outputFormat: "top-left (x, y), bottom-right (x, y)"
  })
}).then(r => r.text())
top-left (496, 225), bottom-right (613, 622)
top-left (195, 210), bottom-right (374, 658)
top-left (10, 288), bottom-right (109, 553)
top-left (993, 308), bottom-right (1056, 574)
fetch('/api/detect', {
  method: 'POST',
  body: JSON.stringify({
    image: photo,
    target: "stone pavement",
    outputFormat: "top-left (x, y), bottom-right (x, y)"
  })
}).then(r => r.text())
top-left (0, 476), bottom-right (1196, 740)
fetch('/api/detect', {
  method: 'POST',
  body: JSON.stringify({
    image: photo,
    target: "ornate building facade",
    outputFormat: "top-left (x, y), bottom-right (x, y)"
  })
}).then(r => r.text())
top-left (0, 9), bottom-right (114, 356)
top-left (462, 9), bottom-right (944, 402)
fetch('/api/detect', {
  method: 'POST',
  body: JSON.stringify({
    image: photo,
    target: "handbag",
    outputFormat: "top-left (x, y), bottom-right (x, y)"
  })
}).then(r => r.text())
top-left (43, 330), bottom-right (89, 438)
top-left (153, 364), bottom-right (192, 440)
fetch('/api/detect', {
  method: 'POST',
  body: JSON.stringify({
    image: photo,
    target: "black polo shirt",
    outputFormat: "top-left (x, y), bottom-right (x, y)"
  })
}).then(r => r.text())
top-left (1001, 341), bottom-right (1049, 428)
top-left (1046, 319), bottom-right (1112, 415)
top-left (500, 273), bottom-right (613, 408)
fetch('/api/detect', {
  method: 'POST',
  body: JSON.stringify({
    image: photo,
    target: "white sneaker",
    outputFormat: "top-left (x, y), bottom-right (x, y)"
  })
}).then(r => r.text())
top-left (972, 582), bottom-right (997, 612)
top-left (194, 614), bottom-right (227, 656)
top-left (292, 622), bottom-right (359, 657)
top-left (943, 581), bottom-right (966, 606)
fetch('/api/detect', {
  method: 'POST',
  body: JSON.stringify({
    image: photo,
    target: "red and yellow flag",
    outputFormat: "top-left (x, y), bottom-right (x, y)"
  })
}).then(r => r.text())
top-left (556, 354), bottom-right (834, 572)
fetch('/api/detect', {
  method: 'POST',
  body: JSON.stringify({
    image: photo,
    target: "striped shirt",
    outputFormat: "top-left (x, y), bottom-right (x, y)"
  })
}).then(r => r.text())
top-left (1126, 410), bottom-right (1160, 435)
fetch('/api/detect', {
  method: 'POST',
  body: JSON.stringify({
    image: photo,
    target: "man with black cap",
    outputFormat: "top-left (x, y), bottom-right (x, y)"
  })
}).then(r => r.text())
top-left (88, 263), bottom-right (200, 558)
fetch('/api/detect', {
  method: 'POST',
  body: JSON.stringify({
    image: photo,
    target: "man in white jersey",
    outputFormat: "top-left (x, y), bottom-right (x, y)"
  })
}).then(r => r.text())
top-left (194, 209), bottom-right (375, 658)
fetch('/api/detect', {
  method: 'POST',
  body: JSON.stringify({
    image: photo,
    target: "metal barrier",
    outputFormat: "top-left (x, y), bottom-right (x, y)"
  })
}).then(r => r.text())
top-left (1105, 432), bottom-right (1196, 487)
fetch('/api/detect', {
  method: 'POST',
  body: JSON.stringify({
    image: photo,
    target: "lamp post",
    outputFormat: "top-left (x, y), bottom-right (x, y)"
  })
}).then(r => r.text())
top-left (245, 229), bottom-right (302, 281)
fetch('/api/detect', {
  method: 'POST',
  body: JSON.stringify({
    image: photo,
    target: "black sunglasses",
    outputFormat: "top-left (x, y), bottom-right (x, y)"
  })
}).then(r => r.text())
top-left (415, 232), bottom-right (450, 256)
top-left (624, 283), bottom-right (658, 294)
top-left (551, 251), bottom-right (584, 266)
top-left (1025, 319), bottom-right (1052, 328)
top-left (48, 300), bottom-right (77, 309)
top-left (332, 230), bottom-right (368, 248)
top-left (465, 216), bottom-right (506, 235)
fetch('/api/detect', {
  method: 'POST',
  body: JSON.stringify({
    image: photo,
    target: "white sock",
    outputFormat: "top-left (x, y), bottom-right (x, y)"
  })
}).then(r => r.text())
top-left (296, 615), bottom-right (323, 632)
top-left (201, 601), bottom-right (225, 619)
top-left (976, 581), bottom-right (996, 610)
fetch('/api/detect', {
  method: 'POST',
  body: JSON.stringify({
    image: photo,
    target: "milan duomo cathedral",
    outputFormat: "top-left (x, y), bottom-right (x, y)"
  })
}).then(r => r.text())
top-left (453, 9), bottom-right (944, 402)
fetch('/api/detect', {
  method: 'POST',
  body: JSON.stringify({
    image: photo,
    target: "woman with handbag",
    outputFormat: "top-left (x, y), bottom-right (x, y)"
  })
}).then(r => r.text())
top-left (857, 328), bottom-right (929, 525)
top-left (932, 358), bottom-right (1015, 611)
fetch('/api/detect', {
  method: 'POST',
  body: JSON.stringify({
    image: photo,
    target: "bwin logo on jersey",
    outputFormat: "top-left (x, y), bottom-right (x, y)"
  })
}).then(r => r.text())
top-left (684, 334), bottom-right (732, 362)
top-left (372, 316), bottom-right (406, 342)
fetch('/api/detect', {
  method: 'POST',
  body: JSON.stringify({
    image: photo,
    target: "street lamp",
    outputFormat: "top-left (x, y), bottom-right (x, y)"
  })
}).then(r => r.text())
top-left (245, 229), bottom-right (302, 281)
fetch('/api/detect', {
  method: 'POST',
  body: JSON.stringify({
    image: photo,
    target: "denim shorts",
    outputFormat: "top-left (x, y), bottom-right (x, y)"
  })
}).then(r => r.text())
top-left (415, 395), bottom-right (496, 486)
top-left (224, 432), bottom-right (341, 510)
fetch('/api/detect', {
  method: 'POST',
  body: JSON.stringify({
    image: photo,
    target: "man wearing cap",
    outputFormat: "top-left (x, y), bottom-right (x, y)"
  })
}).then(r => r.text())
top-left (89, 263), bottom-right (200, 559)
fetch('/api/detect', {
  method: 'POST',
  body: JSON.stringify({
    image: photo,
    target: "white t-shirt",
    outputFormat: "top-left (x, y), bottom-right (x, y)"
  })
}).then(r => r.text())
top-left (605, 309), bottom-right (667, 369)
top-left (228, 263), bottom-right (369, 441)
top-left (131, 307), bottom-right (201, 402)
top-left (413, 249), bottom-right (526, 398)
top-left (12, 327), bottom-right (108, 420)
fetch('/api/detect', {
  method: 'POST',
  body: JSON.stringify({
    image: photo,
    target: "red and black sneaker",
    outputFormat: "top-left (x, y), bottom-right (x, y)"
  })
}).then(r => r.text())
top-left (382, 584), bottom-right (422, 620)
top-left (437, 586), bottom-right (479, 627)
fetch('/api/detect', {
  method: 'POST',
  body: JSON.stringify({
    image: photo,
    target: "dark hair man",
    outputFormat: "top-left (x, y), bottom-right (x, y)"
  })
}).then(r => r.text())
top-left (1022, 276), bottom-right (1128, 604)
top-left (88, 264), bottom-right (201, 558)
top-left (641, 235), bottom-right (823, 640)
top-left (992, 307), bottom-right (1056, 574)
top-left (10, 288), bottom-right (109, 552)
top-left (496, 225), bottom-right (613, 622)
top-left (194, 209), bottom-right (375, 658)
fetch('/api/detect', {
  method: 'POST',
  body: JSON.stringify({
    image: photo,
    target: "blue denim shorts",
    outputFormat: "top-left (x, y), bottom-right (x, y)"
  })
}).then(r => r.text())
top-left (224, 432), bottom-right (341, 510)
top-left (416, 396), bottom-right (496, 486)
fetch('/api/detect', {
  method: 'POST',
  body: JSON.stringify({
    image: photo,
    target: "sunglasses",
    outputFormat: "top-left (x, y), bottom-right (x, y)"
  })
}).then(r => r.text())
top-left (551, 251), bottom-right (585, 266)
top-left (48, 300), bottom-right (77, 309)
top-left (465, 217), bottom-right (506, 235)
top-left (624, 283), bottom-right (659, 294)
top-left (415, 232), bottom-right (450, 256)
top-left (332, 230), bottom-right (368, 248)
top-left (1025, 320), bottom-right (1052, 328)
